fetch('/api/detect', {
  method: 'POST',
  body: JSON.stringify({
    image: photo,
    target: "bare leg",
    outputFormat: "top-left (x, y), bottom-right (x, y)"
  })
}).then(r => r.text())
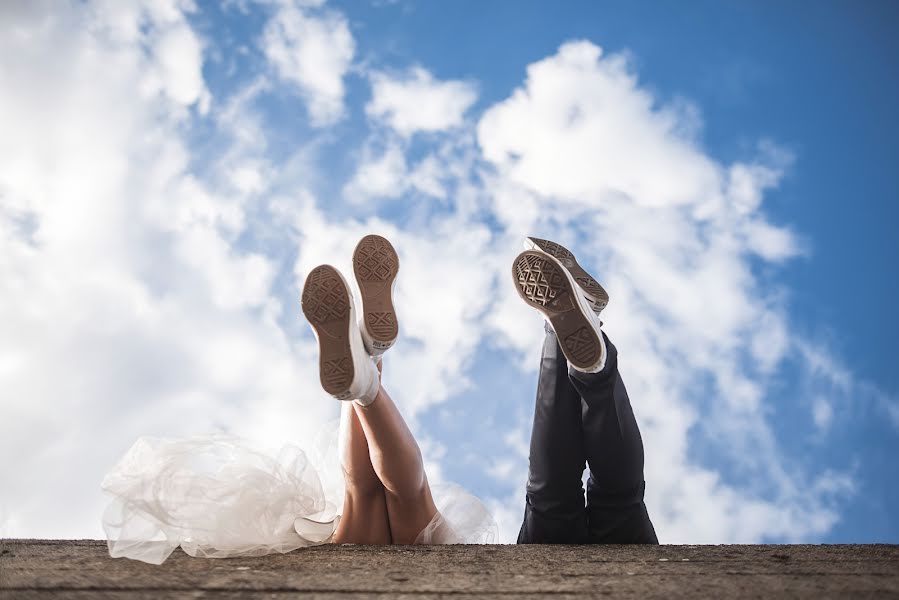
top-left (332, 387), bottom-right (392, 544)
top-left (353, 370), bottom-right (438, 544)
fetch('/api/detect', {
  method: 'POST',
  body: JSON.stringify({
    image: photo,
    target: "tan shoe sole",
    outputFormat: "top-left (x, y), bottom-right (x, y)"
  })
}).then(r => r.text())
top-left (301, 265), bottom-right (355, 396)
top-left (353, 234), bottom-right (399, 351)
top-left (512, 250), bottom-right (604, 371)
top-left (526, 237), bottom-right (609, 311)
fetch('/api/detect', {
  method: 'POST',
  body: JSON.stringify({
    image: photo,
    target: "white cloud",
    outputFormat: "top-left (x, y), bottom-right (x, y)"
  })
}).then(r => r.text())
top-left (148, 16), bottom-right (211, 112)
top-left (813, 397), bottom-right (834, 430)
top-left (342, 142), bottom-right (455, 202)
top-left (479, 41), bottom-right (721, 209)
top-left (367, 67), bottom-right (477, 136)
top-left (795, 337), bottom-right (899, 432)
top-left (476, 40), bottom-right (863, 542)
top-left (0, 1), bottom-right (332, 538)
top-left (262, 0), bottom-right (355, 126)
top-left (407, 155), bottom-right (448, 199)
top-left (486, 493), bottom-right (525, 544)
top-left (87, 0), bottom-right (211, 112)
top-left (343, 143), bottom-right (408, 200)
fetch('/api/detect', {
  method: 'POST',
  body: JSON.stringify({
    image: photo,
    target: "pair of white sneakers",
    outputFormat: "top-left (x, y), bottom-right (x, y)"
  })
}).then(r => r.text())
top-left (301, 235), bottom-right (611, 405)
top-left (301, 235), bottom-right (400, 406)
top-left (514, 237), bottom-right (610, 374)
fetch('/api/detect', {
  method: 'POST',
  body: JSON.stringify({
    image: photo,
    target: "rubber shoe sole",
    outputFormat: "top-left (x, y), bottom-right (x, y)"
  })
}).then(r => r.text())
top-left (512, 250), bottom-right (605, 372)
top-left (525, 237), bottom-right (609, 312)
top-left (301, 265), bottom-right (356, 397)
top-left (353, 234), bottom-right (400, 353)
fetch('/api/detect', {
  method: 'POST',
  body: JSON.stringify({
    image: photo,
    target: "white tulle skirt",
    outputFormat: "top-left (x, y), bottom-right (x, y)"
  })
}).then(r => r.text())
top-left (101, 432), bottom-right (498, 564)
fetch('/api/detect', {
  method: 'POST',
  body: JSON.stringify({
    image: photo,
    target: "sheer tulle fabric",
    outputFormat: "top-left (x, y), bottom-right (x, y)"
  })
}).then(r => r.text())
top-left (102, 434), bottom-right (497, 564)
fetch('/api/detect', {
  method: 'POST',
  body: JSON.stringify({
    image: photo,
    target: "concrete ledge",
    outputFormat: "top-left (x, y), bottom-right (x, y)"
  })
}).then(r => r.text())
top-left (2, 539), bottom-right (898, 598)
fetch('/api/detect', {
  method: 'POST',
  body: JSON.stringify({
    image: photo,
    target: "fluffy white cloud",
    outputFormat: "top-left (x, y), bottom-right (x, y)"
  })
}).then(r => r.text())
top-left (343, 143), bottom-right (408, 200)
top-left (262, 0), bottom-right (355, 126)
top-left (0, 1), bottom-right (332, 538)
top-left (477, 40), bottom-right (857, 542)
top-left (479, 42), bottom-right (720, 209)
top-left (342, 142), bottom-right (452, 201)
top-left (367, 67), bottom-right (477, 136)
top-left (89, 0), bottom-right (211, 112)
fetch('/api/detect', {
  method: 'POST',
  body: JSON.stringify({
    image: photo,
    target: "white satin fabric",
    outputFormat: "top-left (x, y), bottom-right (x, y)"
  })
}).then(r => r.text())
top-left (101, 433), bottom-right (497, 564)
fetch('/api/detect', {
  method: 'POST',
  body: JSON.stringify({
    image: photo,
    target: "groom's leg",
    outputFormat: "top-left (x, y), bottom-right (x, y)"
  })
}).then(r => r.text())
top-left (518, 324), bottom-right (588, 544)
top-left (568, 333), bottom-right (658, 544)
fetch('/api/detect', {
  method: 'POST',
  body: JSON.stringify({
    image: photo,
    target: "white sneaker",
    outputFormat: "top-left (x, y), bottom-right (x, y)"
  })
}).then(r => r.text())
top-left (524, 236), bottom-right (609, 314)
top-left (301, 265), bottom-right (380, 406)
top-left (512, 249), bottom-right (607, 373)
top-left (353, 234), bottom-right (400, 358)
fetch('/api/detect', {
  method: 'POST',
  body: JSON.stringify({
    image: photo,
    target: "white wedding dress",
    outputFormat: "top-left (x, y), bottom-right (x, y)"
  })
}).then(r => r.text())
top-left (101, 428), bottom-right (498, 564)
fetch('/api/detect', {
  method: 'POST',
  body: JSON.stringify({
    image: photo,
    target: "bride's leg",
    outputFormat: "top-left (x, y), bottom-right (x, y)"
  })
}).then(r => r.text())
top-left (332, 400), bottom-right (392, 544)
top-left (301, 261), bottom-right (397, 544)
top-left (353, 377), bottom-right (438, 544)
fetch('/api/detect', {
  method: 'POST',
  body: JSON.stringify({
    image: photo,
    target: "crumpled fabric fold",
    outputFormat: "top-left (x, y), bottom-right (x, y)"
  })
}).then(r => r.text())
top-left (101, 432), bottom-right (497, 564)
top-left (101, 435), bottom-right (339, 564)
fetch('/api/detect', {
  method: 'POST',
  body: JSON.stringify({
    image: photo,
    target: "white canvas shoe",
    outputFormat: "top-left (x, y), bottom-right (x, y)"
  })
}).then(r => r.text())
top-left (353, 234), bottom-right (400, 359)
top-left (524, 236), bottom-right (609, 314)
top-left (512, 249), bottom-right (607, 373)
top-left (301, 265), bottom-right (380, 406)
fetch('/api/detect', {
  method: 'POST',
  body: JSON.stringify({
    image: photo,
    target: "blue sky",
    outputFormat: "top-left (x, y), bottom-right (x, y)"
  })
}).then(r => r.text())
top-left (0, 0), bottom-right (896, 544)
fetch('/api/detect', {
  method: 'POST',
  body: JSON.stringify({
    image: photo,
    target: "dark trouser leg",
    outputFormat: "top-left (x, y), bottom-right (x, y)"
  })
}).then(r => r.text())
top-left (517, 325), bottom-right (588, 544)
top-left (569, 333), bottom-right (658, 544)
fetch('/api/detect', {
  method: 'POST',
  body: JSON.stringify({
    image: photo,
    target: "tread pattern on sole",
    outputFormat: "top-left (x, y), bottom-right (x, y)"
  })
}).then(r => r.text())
top-left (529, 237), bottom-right (574, 265)
top-left (514, 253), bottom-right (573, 311)
top-left (366, 311), bottom-right (397, 338)
top-left (354, 235), bottom-right (398, 281)
top-left (563, 326), bottom-right (598, 366)
top-left (301, 265), bottom-right (354, 395)
top-left (529, 236), bottom-right (609, 308)
top-left (576, 276), bottom-right (609, 304)
top-left (354, 234), bottom-right (400, 344)
top-left (301, 266), bottom-right (350, 325)
top-left (322, 357), bottom-right (351, 389)
top-left (513, 251), bottom-right (603, 370)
